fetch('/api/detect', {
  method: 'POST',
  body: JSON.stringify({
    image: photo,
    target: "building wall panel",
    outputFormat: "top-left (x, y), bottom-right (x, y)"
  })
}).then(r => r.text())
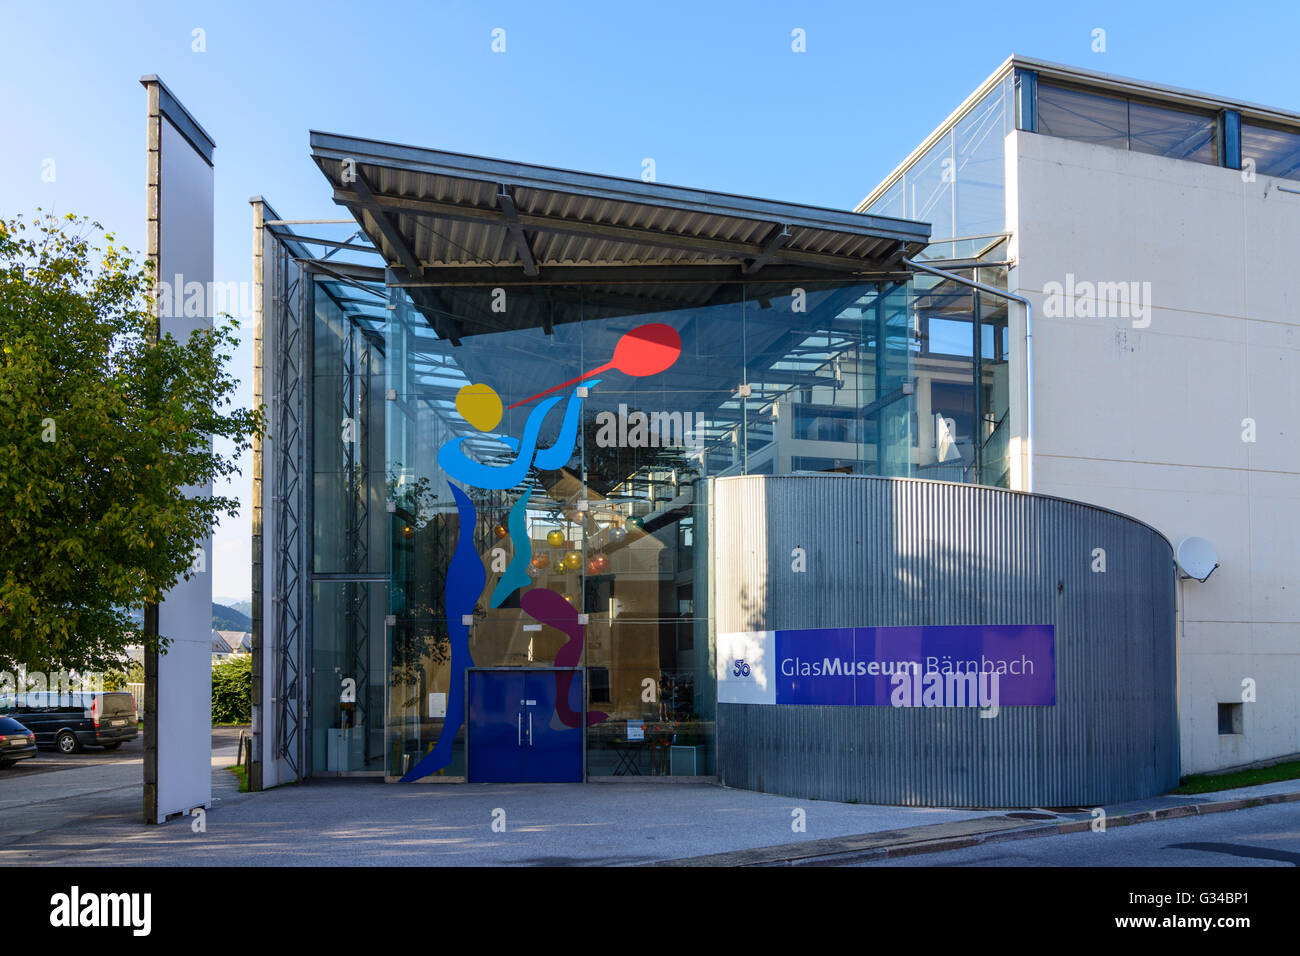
top-left (714, 474), bottom-right (1178, 807)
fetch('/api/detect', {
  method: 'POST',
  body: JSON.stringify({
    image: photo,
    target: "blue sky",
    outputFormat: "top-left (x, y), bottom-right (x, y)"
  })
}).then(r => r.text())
top-left (3, 0), bottom-right (1297, 600)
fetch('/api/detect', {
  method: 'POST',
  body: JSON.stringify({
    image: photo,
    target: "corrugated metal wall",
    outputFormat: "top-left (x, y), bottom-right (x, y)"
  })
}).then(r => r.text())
top-left (714, 475), bottom-right (1178, 808)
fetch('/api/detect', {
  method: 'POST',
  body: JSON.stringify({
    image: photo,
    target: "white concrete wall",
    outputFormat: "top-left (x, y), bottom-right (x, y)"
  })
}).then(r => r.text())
top-left (1007, 129), bottom-right (1300, 774)
top-left (154, 116), bottom-right (214, 820)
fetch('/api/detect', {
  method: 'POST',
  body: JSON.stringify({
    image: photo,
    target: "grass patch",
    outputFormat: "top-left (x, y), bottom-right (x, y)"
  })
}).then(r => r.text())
top-left (1172, 759), bottom-right (1300, 795)
top-left (227, 764), bottom-right (250, 793)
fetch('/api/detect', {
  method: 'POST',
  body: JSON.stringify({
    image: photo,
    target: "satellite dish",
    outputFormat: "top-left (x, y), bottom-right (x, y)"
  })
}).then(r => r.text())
top-left (1176, 537), bottom-right (1218, 582)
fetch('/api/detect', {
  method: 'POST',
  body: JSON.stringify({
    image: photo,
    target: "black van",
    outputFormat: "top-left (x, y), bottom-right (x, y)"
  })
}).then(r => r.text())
top-left (0, 691), bottom-right (138, 753)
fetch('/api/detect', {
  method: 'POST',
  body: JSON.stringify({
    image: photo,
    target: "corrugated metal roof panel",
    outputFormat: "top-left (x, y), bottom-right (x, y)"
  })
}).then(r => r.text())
top-left (310, 133), bottom-right (930, 278)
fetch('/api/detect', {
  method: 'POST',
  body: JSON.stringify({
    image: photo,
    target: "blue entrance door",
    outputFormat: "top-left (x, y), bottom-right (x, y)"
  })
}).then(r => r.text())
top-left (467, 670), bottom-right (526, 783)
top-left (467, 669), bottom-right (584, 783)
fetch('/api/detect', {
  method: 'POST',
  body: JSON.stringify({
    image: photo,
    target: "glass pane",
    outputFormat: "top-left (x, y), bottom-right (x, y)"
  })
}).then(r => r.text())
top-left (1128, 99), bottom-right (1217, 164)
top-left (955, 82), bottom-right (1009, 237)
top-left (312, 281), bottom-right (386, 574)
top-left (311, 581), bottom-right (386, 773)
top-left (913, 273), bottom-right (976, 483)
top-left (1242, 122), bottom-right (1300, 180)
top-left (744, 281), bottom-right (911, 478)
top-left (381, 279), bottom-right (722, 780)
top-left (1038, 83), bottom-right (1128, 149)
top-left (906, 131), bottom-right (955, 241)
top-left (388, 619), bottom-right (463, 777)
top-left (977, 282), bottom-right (1011, 488)
top-left (864, 176), bottom-right (905, 220)
top-left (876, 283), bottom-right (913, 477)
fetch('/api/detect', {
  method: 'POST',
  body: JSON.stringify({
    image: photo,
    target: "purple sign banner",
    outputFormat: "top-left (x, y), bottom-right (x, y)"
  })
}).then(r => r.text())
top-left (718, 624), bottom-right (1055, 707)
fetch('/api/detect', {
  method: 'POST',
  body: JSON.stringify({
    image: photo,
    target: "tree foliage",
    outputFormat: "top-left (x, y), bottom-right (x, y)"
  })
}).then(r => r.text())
top-left (103, 659), bottom-right (145, 691)
top-left (0, 212), bottom-right (263, 674)
top-left (210, 654), bottom-right (252, 724)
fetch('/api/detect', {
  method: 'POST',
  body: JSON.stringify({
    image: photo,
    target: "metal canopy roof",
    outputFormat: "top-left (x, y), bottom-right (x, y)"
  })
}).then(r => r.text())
top-left (310, 131), bottom-right (930, 288)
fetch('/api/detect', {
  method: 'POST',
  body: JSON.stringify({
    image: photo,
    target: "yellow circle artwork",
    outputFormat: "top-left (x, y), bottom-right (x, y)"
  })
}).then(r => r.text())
top-left (455, 383), bottom-right (503, 432)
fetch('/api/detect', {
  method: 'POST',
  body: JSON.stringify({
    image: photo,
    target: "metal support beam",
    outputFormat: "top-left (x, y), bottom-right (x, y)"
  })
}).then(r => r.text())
top-left (744, 224), bottom-right (791, 275)
top-left (347, 173), bottom-right (424, 277)
top-left (388, 263), bottom-right (909, 288)
top-left (496, 184), bottom-right (539, 276)
top-left (272, 238), bottom-right (305, 780)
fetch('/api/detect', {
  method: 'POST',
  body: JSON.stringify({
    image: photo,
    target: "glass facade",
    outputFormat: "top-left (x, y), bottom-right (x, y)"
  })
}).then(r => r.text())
top-left (864, 72), bottom-right (1015, 244)
top-left (308, 281), bottom-right (388, 773)
top-left (271, 60), bottom-right (1300, 789)
top-left (862, 78), bottom-right (1017, 490)
top-left (305, 275), bottom-right (920, 778)
top-left (1037, 81), bottom-right (1219, 166)
top-left (1242, 121), bottom-right (1300, 180)
top-left (911, 254), bottom-right (1012, 486)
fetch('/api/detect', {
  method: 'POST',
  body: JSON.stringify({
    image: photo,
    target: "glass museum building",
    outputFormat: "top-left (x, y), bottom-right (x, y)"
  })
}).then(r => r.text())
top-left (251, 56), bottom-right (1300, 806)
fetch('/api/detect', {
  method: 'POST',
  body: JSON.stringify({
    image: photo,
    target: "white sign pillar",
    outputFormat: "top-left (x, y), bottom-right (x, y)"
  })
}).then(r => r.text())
top-left (141, 75), bottom-right (216, 824)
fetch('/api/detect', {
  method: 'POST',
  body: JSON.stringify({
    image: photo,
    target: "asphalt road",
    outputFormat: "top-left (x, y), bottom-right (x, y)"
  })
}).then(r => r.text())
top-left (1, 729), bottom-right (145, 777)
top-left (0, 725), bottom-right (248, 778)
top-left (0, 726), bottom-right (247, 857)
top-left (860, 799), bottom-right (1300, 866)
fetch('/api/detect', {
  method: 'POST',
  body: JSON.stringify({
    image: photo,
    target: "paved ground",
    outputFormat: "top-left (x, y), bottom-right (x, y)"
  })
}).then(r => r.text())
top-left (861, 797), bottom-right (1300, 867)
top-left (0, 735), bottom-right (1001, 865)
top-left (2, 729), bottom-right (1296, 866)
top-left (0, 726), bottom-right (247, 859)
top-left (1, 777), bottom-right (1002, 866)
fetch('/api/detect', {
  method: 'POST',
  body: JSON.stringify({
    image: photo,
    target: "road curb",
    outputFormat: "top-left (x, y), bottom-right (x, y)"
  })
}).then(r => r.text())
top-left (651, 787), bottom-right (1300, 867)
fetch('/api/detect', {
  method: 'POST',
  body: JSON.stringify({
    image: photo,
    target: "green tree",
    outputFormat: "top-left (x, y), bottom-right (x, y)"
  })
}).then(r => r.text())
top-left (210, 654), bottom-right (252, 724)
top-left (0, 212), bottom-right (263, 674)
top-left (103, 659), bottom-right (146, 691)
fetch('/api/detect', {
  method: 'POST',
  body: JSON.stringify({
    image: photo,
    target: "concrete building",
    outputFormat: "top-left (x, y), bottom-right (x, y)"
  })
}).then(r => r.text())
top-left (859, 55), bottom-right (1300, 775)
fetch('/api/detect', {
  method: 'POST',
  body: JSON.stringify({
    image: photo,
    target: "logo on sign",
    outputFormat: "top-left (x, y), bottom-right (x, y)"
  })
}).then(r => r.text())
top-left (732, 660), bottom-right (752, 678)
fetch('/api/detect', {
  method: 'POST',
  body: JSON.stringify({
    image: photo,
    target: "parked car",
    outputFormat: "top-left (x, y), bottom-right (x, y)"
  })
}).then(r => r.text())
top-left (0, 691), bottom-right (138, 753)
top-left (0, 716), bottom-right (38, 767)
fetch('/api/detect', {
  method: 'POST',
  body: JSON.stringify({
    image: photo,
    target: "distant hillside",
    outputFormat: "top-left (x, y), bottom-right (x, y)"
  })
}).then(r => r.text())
top-left (121, 602), bottom-right (252, 632)
top-left (212, 602), bottom-right (252, 631)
